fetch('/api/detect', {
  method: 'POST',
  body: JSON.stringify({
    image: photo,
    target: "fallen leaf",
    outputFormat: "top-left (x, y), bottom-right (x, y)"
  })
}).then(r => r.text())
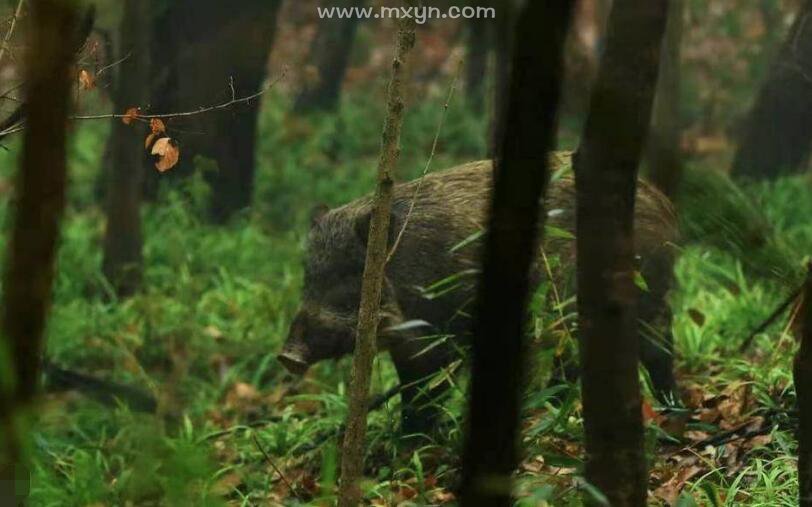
top-left (150, 137), bottom-right (180, 172)
top-left (642, 399), bottom-right (663, 425)
top-left (653, 465), bottom-right (703, 505)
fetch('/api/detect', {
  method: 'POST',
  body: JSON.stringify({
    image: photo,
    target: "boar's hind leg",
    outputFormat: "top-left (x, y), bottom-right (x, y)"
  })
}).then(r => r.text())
top-left (638, 251), bottom-right (678, 403)
top-left (388, 334), bottom-right (456, 437)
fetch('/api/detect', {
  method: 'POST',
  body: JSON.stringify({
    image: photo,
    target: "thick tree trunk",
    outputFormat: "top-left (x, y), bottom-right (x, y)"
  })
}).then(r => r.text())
top-left (160, 0), bottom-right (282, 222)
top-left (732, 0), bottom-right (812, 180)
top-left (460, 2), bottom-right (574, 506)
top-left (294, 0), bottom-right (365, 113)
top-left (647, 0), bottom-right (684, 198)
top-left (142, 0), bottom-right (182, 199)
top-left (488, 0), bottom-right (517, 157)
top-left (795, 266), bottom-right (812, 507)
top-left (101, 0), bottom-right (150, 297)
top-left (575, 1), bottom-right (669, 505)
top-left (337, 11), bottom-right (416, 507)
top-left (0, 0), bottom-right (76, 498)
top-left (464, 15), bottom-right (489, 114)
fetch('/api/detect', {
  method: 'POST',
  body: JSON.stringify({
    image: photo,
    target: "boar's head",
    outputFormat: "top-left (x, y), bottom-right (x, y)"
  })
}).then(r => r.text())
top-left (278, 204), bottom-right (400, 375)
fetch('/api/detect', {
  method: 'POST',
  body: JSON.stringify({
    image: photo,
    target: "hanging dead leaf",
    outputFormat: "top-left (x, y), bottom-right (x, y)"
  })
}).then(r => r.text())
top-left (151, 137), bottom-right (180, 172)
top-left (122, 107), bottom-right (141, 125)
top-left (78, 69), bottom-right (95, 90)
top-left (145, 133), bottom-right (157, 150)
top-left (150, 118), bottom-right (166, 134)
top-left (144, 119), bottom-right (167, 149)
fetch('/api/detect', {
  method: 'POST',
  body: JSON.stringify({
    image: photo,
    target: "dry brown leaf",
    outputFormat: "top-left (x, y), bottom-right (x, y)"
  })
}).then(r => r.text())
top-left (150, 118), bottom-right (166, 134)
top-left (642, 399), bottom-right (664, 425)
top-left (78, 69), bottom-right (95, 90)
top-left (431, 489), bottom-right (456, 504)
top-left (151, 137), bottom-right (180, 172)
top-left (122, 107), bottom-right (140, 125)
top-left (144, 132), bottom-right (157, 150)
top-left (653, 465), bottom-right (703, 505)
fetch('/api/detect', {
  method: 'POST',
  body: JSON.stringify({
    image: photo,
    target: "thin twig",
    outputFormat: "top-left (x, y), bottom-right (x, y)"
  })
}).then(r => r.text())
top-left (252, 433), bottom-right (302, 501)
top-left (386, 59), bottom-right (463, 264)
top-left (0, 69), bottom-right (288, 139)
top-left (95, 50), bottom-right (131, 78)
top-left (739, 267), bottom-right (811, 353)
top-left (0, 0), bottom-right (25, 68)
top-left (74, 69), bottom-right (287, 121)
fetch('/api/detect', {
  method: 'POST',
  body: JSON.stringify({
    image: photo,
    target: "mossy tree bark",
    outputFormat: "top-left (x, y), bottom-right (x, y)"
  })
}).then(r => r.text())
top-left (0, 0), bottom-right (76, 499)
top-left (646, 0), bottom-right (684, 198)
top-left (101, 0), bottom-right (150, 297)
top-left (575, 0), bottom-right (669, 505)
top-left (336, 7), bottom-right (416, 507)
top-left (294, 0), bottom-right (365, 113)
top-left (338, 7), bottom-right (415, 507)
top-left (794, 266), bottom-right (812, 507)
top-left (732, 0), bottom-right (812, 180)
top-left (459, 2), bottom-right (575, 506)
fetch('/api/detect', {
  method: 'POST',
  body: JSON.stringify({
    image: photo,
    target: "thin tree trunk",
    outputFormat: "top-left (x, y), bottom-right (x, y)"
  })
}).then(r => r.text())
top-left (647, 0), bottom-right (684, 198)
top-left (795, 266), bottom-right (812, 507)
top-left (460, 2), bottom-right (575, 506)
top-left (464, 15), bottom-right (489, 114)
top-left (337, 10), bottom-right (416, 507)
top-left (294, 0), bottom-right (365, 113)
top-left (732, 0), bottom-right (812, 180)
top-left (575, 0), bottom-right (669, 505)
top-left (101, 0), bottom-right (150, 297)
top-left (0, 0), bottom-right (76, 498)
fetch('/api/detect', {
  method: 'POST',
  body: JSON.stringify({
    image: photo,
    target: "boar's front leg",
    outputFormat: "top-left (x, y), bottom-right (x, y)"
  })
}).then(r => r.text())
top-left (388, 332), bottom-right (456, 437)
top-left (638, 250), bottom-right (678, 403)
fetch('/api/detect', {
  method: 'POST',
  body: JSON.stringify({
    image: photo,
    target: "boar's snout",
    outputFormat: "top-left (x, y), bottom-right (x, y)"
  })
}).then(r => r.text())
top-left (278, 349), bottom-right (310, 375)
top-left (279, 312), bottom-right (314, 375)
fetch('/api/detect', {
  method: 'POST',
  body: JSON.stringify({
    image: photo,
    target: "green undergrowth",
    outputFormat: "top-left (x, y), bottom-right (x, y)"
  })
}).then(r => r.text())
top-left (0, 85), bottom-right (809, 505)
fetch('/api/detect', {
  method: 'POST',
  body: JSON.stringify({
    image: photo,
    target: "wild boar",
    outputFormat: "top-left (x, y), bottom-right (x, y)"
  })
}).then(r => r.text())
top-left (278, 154), bottom-right (679, 434)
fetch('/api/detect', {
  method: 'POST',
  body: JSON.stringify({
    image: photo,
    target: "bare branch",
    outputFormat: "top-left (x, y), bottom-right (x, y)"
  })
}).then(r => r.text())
top-left (0, 69), bottom-right (288, 139)
top-left (0, 0), bottom-right (25, 68)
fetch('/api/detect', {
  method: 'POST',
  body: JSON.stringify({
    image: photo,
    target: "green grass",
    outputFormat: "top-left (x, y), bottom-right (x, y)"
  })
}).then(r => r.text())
top-left (2, 83), bottom-right (809, 505)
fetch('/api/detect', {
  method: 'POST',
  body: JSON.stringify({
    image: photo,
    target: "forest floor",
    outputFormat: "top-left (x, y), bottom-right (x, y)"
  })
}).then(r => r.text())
top-left (9, 88), bottom-right (812, 506)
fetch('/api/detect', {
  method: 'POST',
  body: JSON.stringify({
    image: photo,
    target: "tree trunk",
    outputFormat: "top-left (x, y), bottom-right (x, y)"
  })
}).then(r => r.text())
top-left (101, 0), bottom-right (150, 297)
top-left (460, 2), bottom-right (575, 506)
top-left (464, 15), bottom-right (489, 114)
top-left (732, 0), bottom-right (812, 180)
top-left (575, 0), bottom-right (669, 505)
top-left (488, 0), bottom-right (518, 157)
top-left (336, 11), bottom-right (416, 507)
top-left (0, 0), bottom-right (76, 497)
top-left (294, 0), bottom-right (365, 113)
top-left (142, 0), bottom-right (182, 200)
top-left (155, 0), bottom-right (282, 222)
top-left (646, 0), bottom-right (684, 198)
top-left (795, 266), bottom-right (812, 507)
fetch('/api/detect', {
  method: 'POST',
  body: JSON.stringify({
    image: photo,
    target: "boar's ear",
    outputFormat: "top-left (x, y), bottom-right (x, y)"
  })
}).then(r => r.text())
top-left (353, 208), bottom-right (398, 247)
top-left (310, 203), bottom-right (329, 228)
